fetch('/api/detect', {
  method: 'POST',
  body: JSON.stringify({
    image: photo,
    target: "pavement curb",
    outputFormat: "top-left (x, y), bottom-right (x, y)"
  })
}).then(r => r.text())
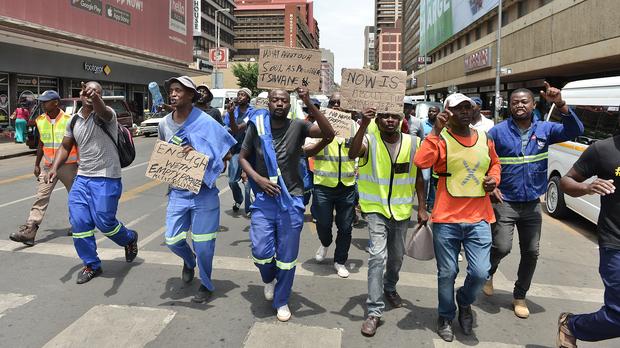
top-left (0, 150), bottom-right (36, 160)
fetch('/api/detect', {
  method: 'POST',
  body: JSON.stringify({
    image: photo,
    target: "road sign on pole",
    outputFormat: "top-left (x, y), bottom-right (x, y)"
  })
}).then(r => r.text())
top-left (209, 48), bottom-right (228, 69)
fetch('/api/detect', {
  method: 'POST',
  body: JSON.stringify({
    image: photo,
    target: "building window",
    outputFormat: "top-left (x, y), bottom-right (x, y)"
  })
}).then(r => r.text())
top-left (457, 38), bottom-right (461, 50)
top-left (443, 46), bottom-right (448, 57)
top-left (465, 32), bottom-right (470, 45)
top-left (539, 0), bottom-right (553, 7)
top-left (502, 8), bottom-right (510, 27)
top-left (475, 26), bottom-right (481, 40)
top-left (487, 19), bottom-right (495, 34)
top-left (518, 1), bottom-right (528, 18)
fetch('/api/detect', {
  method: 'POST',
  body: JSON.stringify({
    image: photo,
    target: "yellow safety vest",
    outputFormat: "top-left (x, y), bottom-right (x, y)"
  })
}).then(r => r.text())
top-left (35, 110), bottom-right (78, 166)
top-left (358, 132), bottom-right (419, 221)
top-left (313, 138), bottom-right (356, 187)
top-left (442, 128), bottom-right (490, 197)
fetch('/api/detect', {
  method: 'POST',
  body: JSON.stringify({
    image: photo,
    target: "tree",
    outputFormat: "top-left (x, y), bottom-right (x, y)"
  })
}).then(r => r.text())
top-left (232, 63), bottom-right (260, 96)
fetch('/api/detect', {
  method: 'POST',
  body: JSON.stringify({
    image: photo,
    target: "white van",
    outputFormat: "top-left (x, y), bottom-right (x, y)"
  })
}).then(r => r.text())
top-left (211, 89), bottom-right (239, 116)
top-left (545, 76), bottom-right (620, 223)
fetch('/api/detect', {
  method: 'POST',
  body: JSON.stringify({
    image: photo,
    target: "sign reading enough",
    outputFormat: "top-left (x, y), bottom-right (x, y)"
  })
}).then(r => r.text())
top-left (258, 45), bottom-right (322, 92)
top-left (145, 141), bottom-right (209, 194)
top-left (340, 69), bottom-right (407, 114)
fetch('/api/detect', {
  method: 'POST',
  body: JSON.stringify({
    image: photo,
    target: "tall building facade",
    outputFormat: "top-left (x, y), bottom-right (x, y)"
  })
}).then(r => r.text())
top-left (411, 0), bottom-right (620, 107)
top-left (233, 0), bottom-right (320, 61)
top-left (0, 0), bottom-right (195, 128)
top-left (363, 26), bottom-right (376, 69)
top-left (320, 48), bottom-right (335, 94)
top-left (192, 0), bottom-right (237, 68)
top-left (374, 0), bottom-right (402, 70)
top-left (401, 0), bottom-right (420, 88)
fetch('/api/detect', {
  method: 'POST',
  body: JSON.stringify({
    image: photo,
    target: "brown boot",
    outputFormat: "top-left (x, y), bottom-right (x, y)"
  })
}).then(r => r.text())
top-left (512, 299), bottom-right (530, 319)
top-left (482, 276), bottom-right (494, 296)
top-left (9, 223), bottom-right (38, 246)
top-left (557, 312), bottom-right (578, 348)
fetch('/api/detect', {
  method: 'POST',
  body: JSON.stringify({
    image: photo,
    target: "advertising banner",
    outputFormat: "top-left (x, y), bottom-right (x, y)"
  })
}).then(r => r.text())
top-left (2, 0), bottom-right (193, 63)
top-left (420, 0), bottom-right (499, 54)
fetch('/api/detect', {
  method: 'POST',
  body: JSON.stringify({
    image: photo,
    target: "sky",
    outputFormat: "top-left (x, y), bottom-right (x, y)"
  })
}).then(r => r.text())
top-left (312, 0), bottom-right (374, 84)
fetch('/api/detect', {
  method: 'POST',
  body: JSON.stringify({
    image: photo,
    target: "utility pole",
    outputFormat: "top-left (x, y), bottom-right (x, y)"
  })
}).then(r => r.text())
top-left (423, 0), bottom-right (428, 101)
top-left (494, 0), bottom-right (503, 123)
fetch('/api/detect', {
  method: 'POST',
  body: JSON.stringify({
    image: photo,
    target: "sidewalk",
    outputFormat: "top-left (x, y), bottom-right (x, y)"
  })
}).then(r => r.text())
top-left (0, 141), bottom-right (36, 160)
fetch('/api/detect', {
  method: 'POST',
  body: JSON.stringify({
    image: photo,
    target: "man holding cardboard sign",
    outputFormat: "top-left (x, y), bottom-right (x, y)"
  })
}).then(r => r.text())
top-left (304, 93), bottom-right (358, 279)
top-left (239, 86), bottom-right (334, 322)
top-left (157, 76), bottom-right (236, 303)
top-left (340, 68), bottom-right (407, 114)
top-left (257, 45), bottom-right (322, 92)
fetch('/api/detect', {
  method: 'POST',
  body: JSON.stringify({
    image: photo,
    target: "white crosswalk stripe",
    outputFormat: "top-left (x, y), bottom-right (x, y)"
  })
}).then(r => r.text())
top-left (433, 339), bottom-right (523, 347)
top-left (42, 305), bottom-right (175, 348)
top-left (0, 292), bottom-right (35, 319)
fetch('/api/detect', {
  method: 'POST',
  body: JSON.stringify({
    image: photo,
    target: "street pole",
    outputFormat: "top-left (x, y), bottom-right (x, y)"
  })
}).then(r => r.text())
top-left (494, 0), bottom-right (503, 123)
top-left (423, 0), bottom-right (428, 101)
top-left (214, 8), bottom-right (230, 89)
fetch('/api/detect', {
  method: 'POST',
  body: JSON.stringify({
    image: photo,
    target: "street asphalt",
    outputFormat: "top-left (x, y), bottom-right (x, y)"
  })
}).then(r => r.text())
top-left (0, 136), bottom-right (617, 347)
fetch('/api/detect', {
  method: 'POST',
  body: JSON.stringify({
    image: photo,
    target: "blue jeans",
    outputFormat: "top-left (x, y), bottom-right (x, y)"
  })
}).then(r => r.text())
top-left (366, 213), bottom-right (409, 317)
top-left (313, 184), bottom-right (356, 264)
top-left (433, 221), bottom-right (491, 320)
top-left (228, 153), bottom-right (251, 212)
top-left (569, 247), bottom-right (620, 342)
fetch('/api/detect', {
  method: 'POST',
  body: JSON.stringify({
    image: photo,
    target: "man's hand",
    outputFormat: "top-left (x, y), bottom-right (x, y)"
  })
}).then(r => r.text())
top-left (295, 86), bottom-right (310, 104)
top-left (241, 170), bottom-right (248, 183)
top-left (540, 81), bottom-right (563, 105)
top-left (489, 188), bottom-right (504, 204)
top-left (360, 107), bottom-right (376, 126)
top-left (417, 209), bottom-right (429, 226)
top-left (181, 145), bottom-right (195, 154)
top-left (44, 169), bottom-right (57, 184)
top-left (226, 100), bottom-right (235, 116)
top-left (433, 109), bottom-right (452, 134)
top-left (586, 179), bottom-right (616, 196)
top-left (256, 176), bottom-right (281, 197)
top-left (33, 165), bottom-right (41, 179)
top-left (80, 82), bottom-right (101, 104)
top-left (483, 176), bottom-right (497, 192)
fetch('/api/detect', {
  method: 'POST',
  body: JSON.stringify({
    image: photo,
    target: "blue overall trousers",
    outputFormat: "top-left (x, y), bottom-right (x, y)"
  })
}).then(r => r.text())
top-left (248, 110), bottom-right (305, 309)
top-left (162, 107), bottom-right (237, 291)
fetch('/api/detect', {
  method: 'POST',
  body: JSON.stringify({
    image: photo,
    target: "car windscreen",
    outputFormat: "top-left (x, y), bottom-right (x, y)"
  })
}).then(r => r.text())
top-left (550, 105), bottom-right (619, 144)
top-left (211, 97), bottom-right (224, 108)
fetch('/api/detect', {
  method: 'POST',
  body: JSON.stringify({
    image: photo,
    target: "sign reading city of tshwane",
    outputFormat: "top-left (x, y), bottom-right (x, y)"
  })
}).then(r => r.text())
top-left (340, 69), bottom-right (407, 114)
top-left (258, 45), bottom-right (322, 92)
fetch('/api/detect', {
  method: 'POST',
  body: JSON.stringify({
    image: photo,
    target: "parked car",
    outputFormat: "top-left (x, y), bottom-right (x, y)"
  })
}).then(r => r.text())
top-left (211, 89), bottom-right (239, 116)
top-left (139, 111), bottom-right (166, 137)
top-left (26, 96), bottom-right (135, 149)
top-left (545, 76), bottom-right (620, 223)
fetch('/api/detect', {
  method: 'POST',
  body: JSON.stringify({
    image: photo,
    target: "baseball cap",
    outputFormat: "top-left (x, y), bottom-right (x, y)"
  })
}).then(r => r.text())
top-left (196, 84), bottom-right (213, 103)
top-left (38, 90), bottom-right (60, 102)
top-left (310, 98), bottom-right (321, 107)
top-left (239, 88), bottom-right (252, 98)
top-left (164, 76), bottom-right (199, 103)
top-left (471, 96), bottom-right (483, 106)
top-left (444, 93), bottom-right (475, 109)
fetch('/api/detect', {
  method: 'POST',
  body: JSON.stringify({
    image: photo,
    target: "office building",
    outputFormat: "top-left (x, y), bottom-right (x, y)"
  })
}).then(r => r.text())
top-left (374, 0), bottom-right (402, 69)
top-left (320, 48), bottom-right (334, 94)
top-left (193, 0), bottom-right (237, 67)
top-left (363, 26), bottom-right (376, 69)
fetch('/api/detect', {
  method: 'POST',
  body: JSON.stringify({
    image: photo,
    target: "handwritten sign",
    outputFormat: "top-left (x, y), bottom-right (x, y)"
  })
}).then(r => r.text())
top-left (254, 97), bottom-right (269, 110)
top-left (145, 141), bottom-right (209, 194)
top-left (340, 68), bottom-right (407, 114)
top-left (325, 108), bottom-right (356, 139)
top-left (258, 45), bottom-right (322, 92)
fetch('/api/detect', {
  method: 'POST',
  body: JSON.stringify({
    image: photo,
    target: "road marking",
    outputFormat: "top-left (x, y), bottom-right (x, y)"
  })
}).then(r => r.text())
top-left (433, 339), bottom-right (523, 348)
top-left (42, 304), bottom-right (175, 348)
top-left (0, 240), bottom-right (603, 304)
top-left (0, 161), bottom-right (148, 208)
top-left (0, 293), bottom-right (36, 319)
top-left (137, 226), bottom-right (166, 249)
top-left (118, 180), bottom-right (162, 203)
top-left (0, 173), bottom-right (33, 186)
top-left (243, 322), bottom-right (342, 348)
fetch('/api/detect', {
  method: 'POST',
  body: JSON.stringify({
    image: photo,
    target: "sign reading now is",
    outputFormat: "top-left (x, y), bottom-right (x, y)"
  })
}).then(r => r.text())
top-left (258, 45), bottom-right (322, 92)
top-left (340, 69), bottom-right (407, 114)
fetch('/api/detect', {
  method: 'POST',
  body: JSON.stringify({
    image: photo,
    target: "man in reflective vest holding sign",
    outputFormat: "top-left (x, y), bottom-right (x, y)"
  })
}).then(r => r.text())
top-left (486, 82), bottom-right (584, 319)
top-left (348, 107), bottom-right (428, 337)
top-left (414, 93), bottom-right (501, 342)
top-left (305, 95), bottom-right (358, 278)
top-left (10, 90), bottom-right (78, 246)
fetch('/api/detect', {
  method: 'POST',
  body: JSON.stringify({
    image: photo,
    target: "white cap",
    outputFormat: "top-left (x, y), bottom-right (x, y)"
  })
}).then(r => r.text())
top-left (443, 93), bottom-right (475, 109)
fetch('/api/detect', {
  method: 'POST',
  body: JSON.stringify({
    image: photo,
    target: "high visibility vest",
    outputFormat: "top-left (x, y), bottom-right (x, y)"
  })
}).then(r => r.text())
top-left (358, 132), bottom-right (419, 221)
top-left (441, 128), bottom-right (490, 197)
top-left (35, 111), bottom-right (78, 166)
top-left (313, 138), bottom-right (356, 188)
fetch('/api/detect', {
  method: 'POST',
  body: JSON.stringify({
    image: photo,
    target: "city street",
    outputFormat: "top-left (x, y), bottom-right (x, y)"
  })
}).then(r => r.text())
top-left (0, 136), bottom-right (616, 348)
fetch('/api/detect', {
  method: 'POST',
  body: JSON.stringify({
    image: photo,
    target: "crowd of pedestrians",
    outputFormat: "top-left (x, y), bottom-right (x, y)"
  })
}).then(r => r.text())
top-left (8, 76), bottom-right (619, 347)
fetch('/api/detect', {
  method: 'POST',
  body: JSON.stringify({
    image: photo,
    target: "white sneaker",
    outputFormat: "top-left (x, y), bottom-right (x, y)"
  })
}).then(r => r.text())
top-left (315, 245), bottom-right (328, 262)
top-left (277, 304), bottom-right (291, 322)
top-left (334, 263), bottom-right (349, 278)
top-left (264, 280), bottom-right (275, 301)
top-left (458, 252), bottom-right (464, 262)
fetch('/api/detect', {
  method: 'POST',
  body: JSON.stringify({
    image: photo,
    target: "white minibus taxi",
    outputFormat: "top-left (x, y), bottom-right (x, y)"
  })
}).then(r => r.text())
top-left (545, 76), bottom-right (620, 223)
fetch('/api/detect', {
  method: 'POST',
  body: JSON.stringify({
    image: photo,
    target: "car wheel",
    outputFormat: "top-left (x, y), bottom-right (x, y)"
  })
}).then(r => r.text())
top-left (546, 176), bottom-right (569, 219)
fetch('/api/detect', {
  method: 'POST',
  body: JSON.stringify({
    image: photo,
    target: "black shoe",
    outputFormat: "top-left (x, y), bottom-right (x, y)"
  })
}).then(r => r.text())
top-left (437, 317), bottom-right (454, 342)
top-left (76, 266), bottom-right (102, 284)
top-left (182, 256), bottom-right (195, 283)
top-left (458, 303), bottom-right (474, 335)
top-left (384, 290), bottom-right (403, 308)
top-left (124, 231), bottom-right (138, 262)
top-left (191, 285), bottom-right (212, 303)
top-left (232, 203), bottom-right (240, 212)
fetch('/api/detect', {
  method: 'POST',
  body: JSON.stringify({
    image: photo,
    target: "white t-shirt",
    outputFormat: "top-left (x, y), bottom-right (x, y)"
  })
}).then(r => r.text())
top-left (470, 116), bottom-right (495, 132)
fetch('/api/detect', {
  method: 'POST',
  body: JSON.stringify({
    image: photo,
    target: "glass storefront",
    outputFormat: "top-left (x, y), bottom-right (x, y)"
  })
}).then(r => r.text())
top-left (0, 73), bottom-right (9, 127)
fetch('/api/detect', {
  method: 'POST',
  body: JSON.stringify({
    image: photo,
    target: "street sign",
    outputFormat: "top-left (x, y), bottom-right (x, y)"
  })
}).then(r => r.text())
top-left (209, 48), bottom-right (228, 68)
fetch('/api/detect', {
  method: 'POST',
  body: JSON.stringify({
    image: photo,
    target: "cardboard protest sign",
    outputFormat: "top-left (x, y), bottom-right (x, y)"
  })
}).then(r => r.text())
top-left (145, 141), bottom-right (209, 194)
top-left (340, 69), bottom-right (407, 114)
top-left (254, 97), bottom-right (269, 110)
top-left (258, 45), bottom-right (322, 92)
top-left (324, 108), bottom-right (356, 139)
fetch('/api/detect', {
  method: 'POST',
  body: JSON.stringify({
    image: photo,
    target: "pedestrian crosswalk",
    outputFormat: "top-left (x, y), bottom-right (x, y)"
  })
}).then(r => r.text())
top-left (0, 292), bottom-right (35, 319)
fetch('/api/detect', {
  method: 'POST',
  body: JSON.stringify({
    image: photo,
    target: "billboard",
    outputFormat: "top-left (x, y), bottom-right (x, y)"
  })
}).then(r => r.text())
top-left (1, 0), bottom-right (193, 63)
top-left (420, 0), bottom-right (499, 54)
